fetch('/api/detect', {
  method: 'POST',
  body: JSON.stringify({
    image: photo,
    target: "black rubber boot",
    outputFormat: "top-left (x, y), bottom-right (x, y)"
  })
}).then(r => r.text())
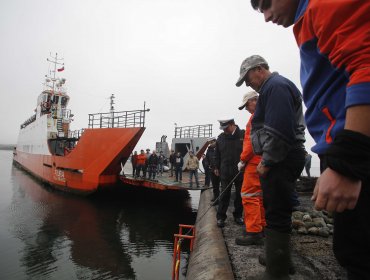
top-left (262, 228), bottom-right (292, 280)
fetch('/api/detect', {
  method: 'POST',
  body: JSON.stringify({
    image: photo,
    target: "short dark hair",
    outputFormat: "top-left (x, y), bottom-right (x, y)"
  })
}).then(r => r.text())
top-left (251, 0), bottom-right (259, 10)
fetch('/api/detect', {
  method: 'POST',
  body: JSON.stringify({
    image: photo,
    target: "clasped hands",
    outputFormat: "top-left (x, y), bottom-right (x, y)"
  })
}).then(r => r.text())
top-left (311, 168), bottom-right (361, 213)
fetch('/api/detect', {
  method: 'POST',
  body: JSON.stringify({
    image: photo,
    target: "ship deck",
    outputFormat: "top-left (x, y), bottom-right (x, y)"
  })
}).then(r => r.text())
top-left (120, 167), bottom-right (210, 191)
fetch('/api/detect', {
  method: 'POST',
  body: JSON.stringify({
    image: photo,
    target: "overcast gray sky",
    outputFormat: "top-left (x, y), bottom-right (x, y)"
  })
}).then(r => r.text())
top-left (0, 0), bottom-right (319, 172)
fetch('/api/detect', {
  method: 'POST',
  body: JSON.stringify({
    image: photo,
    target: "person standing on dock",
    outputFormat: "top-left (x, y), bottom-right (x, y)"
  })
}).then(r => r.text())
top-left (174, 152), bottom-right (184, 182)
top-left (148, 150), bottom-right (159, 181)
top-left (248, 1), bottom-right (370, 278)
top-left (214, 119), bottom-right (244, 228)
top-left (236, 91), bottom-right (266, 246)
top-left (144, 148), bottom-right (151, 179)
top-left (158, 151), bottom-right (166, 176)
top-left (136, 150), bottom-right (147, 178)
top-left (186, 151), bottom-right (200, 188)
top-left (201, 154), bottom-right (210, 188)
top-left (169, 150), bottom-right (176, 177)
top-left (206, 137), bottom-right (221, 205)
top-left (236, 55), bottom-right (306, 278)
top-left (130, 151), bottom-right (138, 177)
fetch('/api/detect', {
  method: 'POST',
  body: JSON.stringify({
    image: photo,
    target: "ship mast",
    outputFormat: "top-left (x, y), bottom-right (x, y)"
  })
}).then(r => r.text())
top-left (110, 94), bottom-right (115, 128)
top-left (110, 94), bottom-right (115, 113)
top-left (46, 53), bottom-right (64, 91)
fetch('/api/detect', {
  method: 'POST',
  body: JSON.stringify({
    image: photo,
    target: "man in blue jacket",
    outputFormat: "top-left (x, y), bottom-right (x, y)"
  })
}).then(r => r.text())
top-left (236, 55), bottom-right (306, 278)
top-left (248, 1), bottom-right (370, 278)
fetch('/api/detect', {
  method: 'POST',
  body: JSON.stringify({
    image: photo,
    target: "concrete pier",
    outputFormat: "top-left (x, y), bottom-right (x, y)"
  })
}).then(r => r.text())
top-left (186, 189), bottom-right (234, 280)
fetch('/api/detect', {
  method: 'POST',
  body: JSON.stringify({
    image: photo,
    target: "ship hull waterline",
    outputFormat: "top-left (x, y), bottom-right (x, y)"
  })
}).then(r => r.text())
top-left (13, 127), bottom-right (145, 195)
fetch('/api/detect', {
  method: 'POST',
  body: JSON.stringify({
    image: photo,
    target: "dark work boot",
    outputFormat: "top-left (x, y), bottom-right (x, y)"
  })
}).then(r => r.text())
top-left (234, 217), bottom-right (244, 225)
top-left (262, 228), bottom-right (292, 279)
top-left (259, 253), bottom-right (296, 275)
top-left (235, 232), bottom-right (264, 246)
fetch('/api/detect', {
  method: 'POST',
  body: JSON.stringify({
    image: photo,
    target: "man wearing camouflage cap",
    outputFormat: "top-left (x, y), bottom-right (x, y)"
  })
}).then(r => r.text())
top-left (236, 55), bottom-right (306, 278)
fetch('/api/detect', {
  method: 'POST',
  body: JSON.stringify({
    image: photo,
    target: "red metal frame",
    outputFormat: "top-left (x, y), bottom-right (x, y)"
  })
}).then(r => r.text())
top-left (172, 224), bottom-right (195, 280)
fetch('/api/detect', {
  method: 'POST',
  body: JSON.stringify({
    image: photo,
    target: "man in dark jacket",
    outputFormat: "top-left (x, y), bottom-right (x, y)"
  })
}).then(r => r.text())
top-left (174, 152), bottom-right (184, 182)
top-left (214, 119), bottom-right (244, 228)
top-left (205, 137), bottom-right (220, 204)
top-left (201, 154), bottom-right (210, 188)
top-left (169, 150), bottom-right (176, 177)
top-left (148, 150), bottom-right (159, 180)
top-left (236, 55), bottom-right (306, 278)
top-left (144, 148), bottom-right (151, 178)
top-left (130, 151), bottom-right (138, 176)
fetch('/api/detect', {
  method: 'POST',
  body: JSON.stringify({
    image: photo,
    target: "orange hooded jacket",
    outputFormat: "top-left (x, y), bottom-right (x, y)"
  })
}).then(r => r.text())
top-left (240, 114), bottom-right (261, 165)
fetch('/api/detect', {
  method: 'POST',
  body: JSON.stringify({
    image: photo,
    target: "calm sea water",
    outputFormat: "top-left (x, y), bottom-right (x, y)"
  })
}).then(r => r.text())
top-left (0, 150), bottom-right (198, 280)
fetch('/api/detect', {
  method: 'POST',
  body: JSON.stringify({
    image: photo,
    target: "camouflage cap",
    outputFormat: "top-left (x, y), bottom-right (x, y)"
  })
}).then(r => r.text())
top-left (235, 55), bottom-right (268, 87)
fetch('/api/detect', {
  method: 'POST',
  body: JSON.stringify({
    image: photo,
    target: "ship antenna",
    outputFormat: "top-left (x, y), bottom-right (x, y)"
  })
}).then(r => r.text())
top-left (46, 52), bottom-right (64, 91)
top-left (110, 94), bottom-right (115, 113)
top-left (109, 94), bottom-right (115, 127)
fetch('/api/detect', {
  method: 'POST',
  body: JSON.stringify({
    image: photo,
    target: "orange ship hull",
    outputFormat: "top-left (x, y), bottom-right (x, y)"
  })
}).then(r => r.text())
top-left (13, 127), bottom-right (145, 194)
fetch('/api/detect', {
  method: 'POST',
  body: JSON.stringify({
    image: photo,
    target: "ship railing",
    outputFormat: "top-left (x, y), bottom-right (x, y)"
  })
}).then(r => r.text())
top-left (174, 124), bottom-right (213, 139)
top-left (69, 129), bottom-right (85, 139)
top-left (172, 224), bottom-right (195, 280)
top-left (61, 109), bottom-right (72, 122)
top-left (88, 109), bottom-right (150, 129)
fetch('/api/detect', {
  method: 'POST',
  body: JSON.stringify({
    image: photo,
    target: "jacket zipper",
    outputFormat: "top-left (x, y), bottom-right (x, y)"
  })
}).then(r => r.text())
top-left (321, 107), bottom-right (336, 144)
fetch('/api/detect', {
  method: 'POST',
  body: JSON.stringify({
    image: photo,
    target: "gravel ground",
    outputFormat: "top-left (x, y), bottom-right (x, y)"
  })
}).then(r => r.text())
top-left (221, 179), bottom-right (347, 280)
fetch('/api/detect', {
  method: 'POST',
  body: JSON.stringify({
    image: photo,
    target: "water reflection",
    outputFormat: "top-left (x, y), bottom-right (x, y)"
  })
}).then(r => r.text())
top-left (9, 166), bottom-right (196, 280)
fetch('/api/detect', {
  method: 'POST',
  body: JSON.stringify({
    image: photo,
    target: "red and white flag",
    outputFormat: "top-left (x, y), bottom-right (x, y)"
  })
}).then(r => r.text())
top-left (57, 66), bottom-right (64, 72)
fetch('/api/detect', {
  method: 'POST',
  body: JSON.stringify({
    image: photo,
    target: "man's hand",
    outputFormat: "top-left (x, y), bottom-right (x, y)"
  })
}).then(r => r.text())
top-left (214, 169), bottom-right (220, 177)
top-left (257, 162), bottom-right (270, 177)
top-left (311, 168), bottom-right (361, 212)
top-left (237, 161), bottom-right (245, 171)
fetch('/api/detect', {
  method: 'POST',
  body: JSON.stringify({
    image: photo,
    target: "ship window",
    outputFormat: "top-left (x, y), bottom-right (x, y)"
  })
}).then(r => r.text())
top-left (61, 97), bottom-right (68, 106)
top-left (53, 95), bottom-right (59, 104)
top-left (43, 94), bottom-right (51, 102)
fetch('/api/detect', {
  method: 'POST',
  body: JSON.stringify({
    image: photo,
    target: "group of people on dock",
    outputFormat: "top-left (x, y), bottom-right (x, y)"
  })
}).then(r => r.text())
top-left (200, 1), bottom-right (370, 279)
top-left (129, 149), bottom-right (202, 187)
top-left (130, 149), bottom-right (166, 180)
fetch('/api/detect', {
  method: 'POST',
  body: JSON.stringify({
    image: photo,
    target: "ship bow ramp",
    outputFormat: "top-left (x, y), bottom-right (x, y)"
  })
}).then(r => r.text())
top-left (57, 127), bottom-right (145, 190)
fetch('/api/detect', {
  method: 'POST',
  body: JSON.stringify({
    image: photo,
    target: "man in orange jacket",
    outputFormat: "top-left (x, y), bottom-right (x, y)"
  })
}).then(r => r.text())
top-left (135, 149), bottom-right (147, 178)
top-left (236, 91), bottom-right (266, 246)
